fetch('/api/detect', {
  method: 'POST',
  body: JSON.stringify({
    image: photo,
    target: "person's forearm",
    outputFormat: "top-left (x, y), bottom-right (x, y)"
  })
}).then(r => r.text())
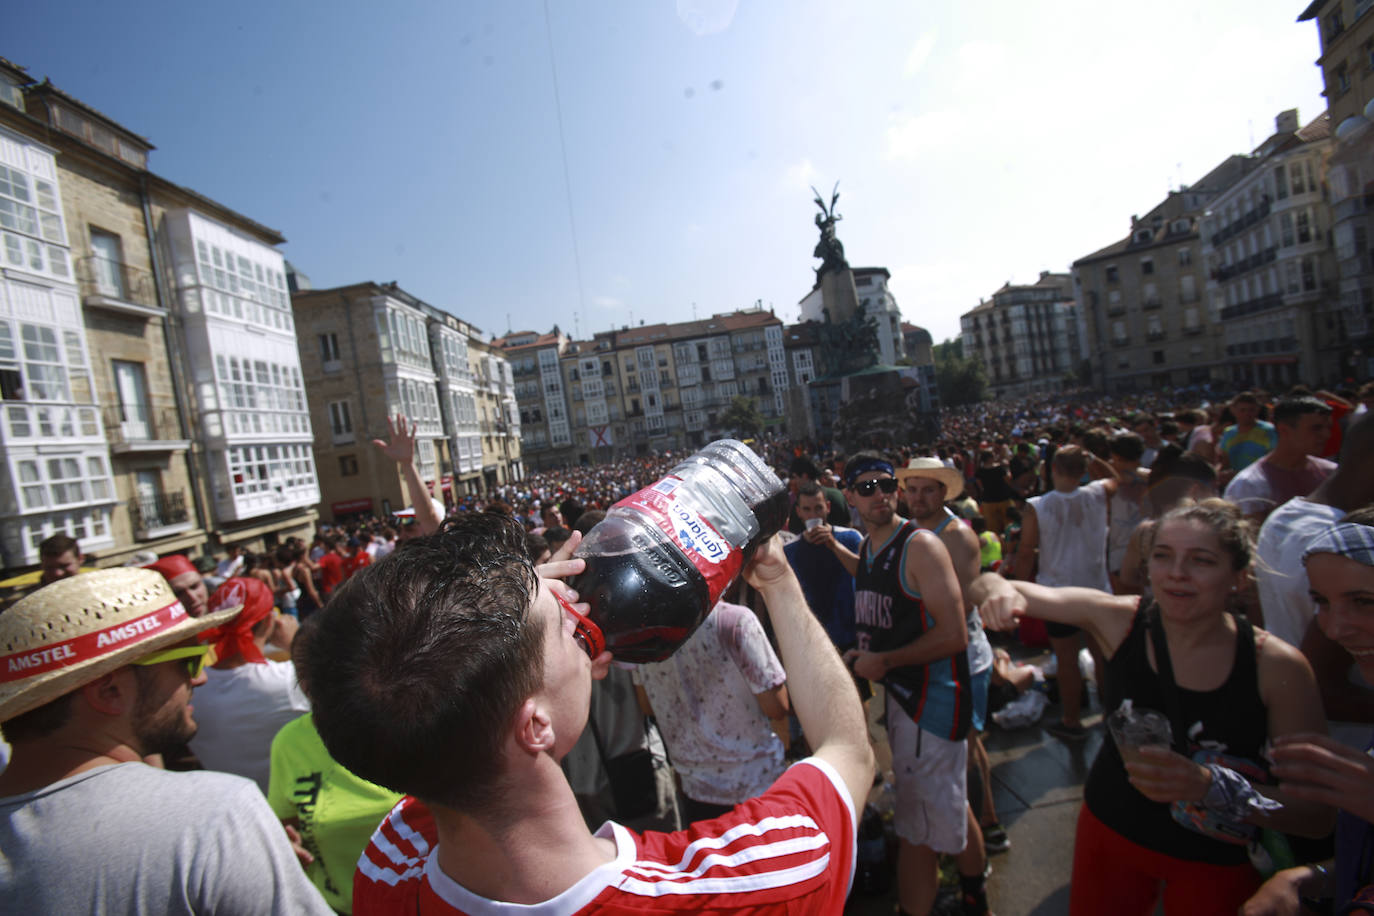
top-left (830, 540), bottom-right (859, 577)
top-left (1089, 455), bottom-right (1119, 481)
top-left (876, 627), bottom-right (968, 673)
top-left (756, 574), bottom-right (869, 757)
top-left (399, 460), bottom-right (441, 535)
top-left (969, 572), bottom-right (1013, 608)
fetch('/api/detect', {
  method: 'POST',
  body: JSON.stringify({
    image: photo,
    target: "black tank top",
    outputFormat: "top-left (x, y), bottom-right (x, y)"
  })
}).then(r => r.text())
top-left (1083, 607), bottom-right (1268, 865)
top-left (854, 520), bottom-right (971, 741)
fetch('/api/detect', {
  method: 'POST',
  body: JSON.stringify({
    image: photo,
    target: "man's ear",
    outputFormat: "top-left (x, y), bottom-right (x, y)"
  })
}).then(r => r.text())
top-left (80, 670), bottom-right (136, 717)
top-left (513, 696), bottom-right (555, 755)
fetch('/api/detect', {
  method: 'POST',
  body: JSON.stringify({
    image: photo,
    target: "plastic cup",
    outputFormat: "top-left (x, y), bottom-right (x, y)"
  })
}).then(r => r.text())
top-left (1107, 704), bottom-right (1172, 765)
top-left (805, 517), bottom-right (823, 530)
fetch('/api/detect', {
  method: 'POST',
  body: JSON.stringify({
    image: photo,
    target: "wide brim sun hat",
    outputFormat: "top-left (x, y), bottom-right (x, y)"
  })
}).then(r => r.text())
top-left (0, 567), bottom-right (241, 723)
top-left (894, 457), bottom-right (966, 500)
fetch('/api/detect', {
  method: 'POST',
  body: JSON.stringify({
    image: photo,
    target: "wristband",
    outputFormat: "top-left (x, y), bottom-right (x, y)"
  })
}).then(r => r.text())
top-left (1202, 763), bottom-right (1283, 822)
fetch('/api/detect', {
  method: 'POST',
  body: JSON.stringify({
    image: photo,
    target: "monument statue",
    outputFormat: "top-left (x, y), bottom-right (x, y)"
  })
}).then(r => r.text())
top-left (811, 182), bottom-right (849, 282)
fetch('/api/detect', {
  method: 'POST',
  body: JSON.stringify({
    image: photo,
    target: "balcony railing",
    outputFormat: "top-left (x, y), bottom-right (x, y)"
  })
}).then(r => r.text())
top-left (1208, 198), bottom-right (1272, 248)
top-left (1210, 247), bottom-right (1279, 283)
top-left (130, 490), bottom-right (191, 538)
top-left (1220, 292), bottom-right (1285, 321)
top-left (76, 255), bottom-right (157, 309)
top-left (101, 405), bottom-right (185, 448)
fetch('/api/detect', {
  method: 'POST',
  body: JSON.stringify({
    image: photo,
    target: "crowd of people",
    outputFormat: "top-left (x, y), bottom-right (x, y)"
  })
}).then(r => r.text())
top-left (2, 380), bottom-right (1373, 915)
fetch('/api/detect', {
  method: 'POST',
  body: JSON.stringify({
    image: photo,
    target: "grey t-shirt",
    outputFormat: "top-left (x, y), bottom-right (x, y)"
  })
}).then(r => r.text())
top-left (0, 762), bottom-right (331, 915)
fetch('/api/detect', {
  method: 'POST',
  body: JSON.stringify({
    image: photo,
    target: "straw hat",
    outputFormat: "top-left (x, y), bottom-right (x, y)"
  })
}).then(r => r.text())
top-left (894, 457), bottom-right (966, 500)
top-left (0, 567), bottom-right (240, 723)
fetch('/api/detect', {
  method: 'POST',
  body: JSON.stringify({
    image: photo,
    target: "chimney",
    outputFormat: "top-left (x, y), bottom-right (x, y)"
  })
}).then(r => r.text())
top-left (1275, 109), bottom-right (1299, 134)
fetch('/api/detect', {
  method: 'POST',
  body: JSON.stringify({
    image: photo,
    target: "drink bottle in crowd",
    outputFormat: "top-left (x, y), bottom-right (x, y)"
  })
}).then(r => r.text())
top-left (572, 439), bottom-right (787, 663)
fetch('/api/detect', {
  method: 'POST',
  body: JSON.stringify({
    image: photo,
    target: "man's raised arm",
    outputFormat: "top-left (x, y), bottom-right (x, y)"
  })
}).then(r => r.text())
top-left (744, 535), bottom-right (873, 808)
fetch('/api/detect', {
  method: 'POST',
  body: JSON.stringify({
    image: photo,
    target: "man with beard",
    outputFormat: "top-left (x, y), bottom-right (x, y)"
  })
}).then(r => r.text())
top-left (840, 453), bottom-right (976, 916)
top-left (0, 568), bottom-right (330, 914)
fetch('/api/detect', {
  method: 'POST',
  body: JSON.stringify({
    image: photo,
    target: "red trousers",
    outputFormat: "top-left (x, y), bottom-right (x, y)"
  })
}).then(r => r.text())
top-left (1070, 804), bottom-right (1263, 916)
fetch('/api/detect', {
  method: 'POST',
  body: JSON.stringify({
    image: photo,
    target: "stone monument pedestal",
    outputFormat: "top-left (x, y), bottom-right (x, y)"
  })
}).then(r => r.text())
top-left (819, 267), bottom-right (861, 326)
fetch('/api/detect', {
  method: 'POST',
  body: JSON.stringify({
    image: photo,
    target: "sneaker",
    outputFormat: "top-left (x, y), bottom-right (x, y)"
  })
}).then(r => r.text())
top-left (1045, 721), bottom-right (1089, 742)
top-left (982, 822), bottom-right (1010, 854)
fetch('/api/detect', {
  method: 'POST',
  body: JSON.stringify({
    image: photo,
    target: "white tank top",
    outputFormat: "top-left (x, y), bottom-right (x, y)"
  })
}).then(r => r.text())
top-left (1029, 480), bottom-right (1111, 591)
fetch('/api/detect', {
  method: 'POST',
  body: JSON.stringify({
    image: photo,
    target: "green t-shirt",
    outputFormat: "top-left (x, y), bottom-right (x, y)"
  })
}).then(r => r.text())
top-left (267, 713), bottom-right (402, 914)
top-left (979, 530), bottom-right (1003, 569)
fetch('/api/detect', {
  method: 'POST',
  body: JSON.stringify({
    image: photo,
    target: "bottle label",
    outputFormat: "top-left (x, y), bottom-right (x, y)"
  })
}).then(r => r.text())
top-left (617, 476), bottom-right (742, 601)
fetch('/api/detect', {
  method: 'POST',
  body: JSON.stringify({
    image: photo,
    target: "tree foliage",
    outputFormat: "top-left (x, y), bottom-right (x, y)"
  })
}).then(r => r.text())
top-left (719, 395), bottom-right (765, 439)
top-left (933, 337), bottom-right (987, 406)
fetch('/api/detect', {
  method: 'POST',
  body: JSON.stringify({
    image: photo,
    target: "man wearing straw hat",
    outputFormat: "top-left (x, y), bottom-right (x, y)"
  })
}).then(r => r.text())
top-left (0, 568), bottom-right (330, 914)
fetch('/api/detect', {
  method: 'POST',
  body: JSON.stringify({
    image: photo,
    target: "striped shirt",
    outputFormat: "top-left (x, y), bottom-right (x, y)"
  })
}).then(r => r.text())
top-left (352, 758), bottom-right (856, 914)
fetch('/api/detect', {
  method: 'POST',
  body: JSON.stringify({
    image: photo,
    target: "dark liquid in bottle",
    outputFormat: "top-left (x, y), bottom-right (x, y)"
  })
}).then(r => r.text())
top-left (573, 529), bottom-right (711, 664)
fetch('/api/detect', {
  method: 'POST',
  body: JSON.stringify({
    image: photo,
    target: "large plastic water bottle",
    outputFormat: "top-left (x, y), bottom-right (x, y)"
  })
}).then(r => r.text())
top-left (572, 439), bottom-right (787, 663)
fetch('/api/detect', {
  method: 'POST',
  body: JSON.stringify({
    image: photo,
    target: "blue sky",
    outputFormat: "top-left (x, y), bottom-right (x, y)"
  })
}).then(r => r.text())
top-left (13, 1), bottom-right (1326, 343)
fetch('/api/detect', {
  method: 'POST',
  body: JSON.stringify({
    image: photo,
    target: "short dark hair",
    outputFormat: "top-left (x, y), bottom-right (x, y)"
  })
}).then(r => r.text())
top-left (524, 531), bottom-right (549, 561)
top-left (1110, 432), bottom-right (1145, 462)
top-left (38, 534), bottom-right (79, 559)
top-left (544, 526), bottom-right (571, 552)
top-left (573, 509), bottom-right (606, 536)
top-left (796, 480), bottom-right (824, 499)
top-left (305, 513), bottom-right (545, 812)
top-left (1274, 396), bottom-right (1331, 427)
top-left (1, 691), bottom-right (76, 743)
top-left (789, 456), bottom-right (821, 479)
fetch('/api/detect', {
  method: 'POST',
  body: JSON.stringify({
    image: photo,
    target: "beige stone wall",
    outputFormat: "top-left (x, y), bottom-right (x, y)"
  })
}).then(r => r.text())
top-left (56, 154), bottom-right (205, 562)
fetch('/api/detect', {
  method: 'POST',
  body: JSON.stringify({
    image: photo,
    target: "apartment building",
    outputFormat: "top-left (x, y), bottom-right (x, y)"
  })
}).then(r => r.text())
top-left (0, 60), bottom-right (318, 569)
top-left (466, 331), bottom-right (521, 495)
top-left (959, 272), bottom-right (1081, 398)
top-left (294, 281), bottom-right (508, 521)
top-left (1201, 110), bottom-right (1339, 387)
top-left (1073, 157), bottom-right (1253, 393)
top-left (797, 266), bottom-right (906, 367)
top-left (500, 309), bottom-right (789, 468)
top-left (1300, 0), bottom-right (1374, 379)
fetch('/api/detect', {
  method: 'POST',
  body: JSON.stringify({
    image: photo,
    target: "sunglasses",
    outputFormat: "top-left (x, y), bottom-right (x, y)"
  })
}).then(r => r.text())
top-left (850, 477), bottom-right (899, 497)
top-left (133, 644), bottom-right (214, 679)
top-left (555, 591), bottom-right (606, 661)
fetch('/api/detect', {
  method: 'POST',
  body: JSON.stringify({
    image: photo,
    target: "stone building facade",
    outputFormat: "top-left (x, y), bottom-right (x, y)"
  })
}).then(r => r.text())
top-left (292, 282), bottom-right (520, 523)
top-left (0, 59), bottom-right (318, 570)
top-left (960, 272), bottom-right (1081, 398)
top-left (1201, 110), bottom-right (1339, 387)
top-left (1300, 0), bottom-right (1374, 379)
top-left (499, 309), bottom-right (792, 469)
top-left (1073, 157), bottom-right (1253, 393)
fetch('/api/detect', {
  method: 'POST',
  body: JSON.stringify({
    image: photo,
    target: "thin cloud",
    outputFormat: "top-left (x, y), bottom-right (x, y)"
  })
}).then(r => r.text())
top-left (903, 33), bottom-right (936, 77)
top-left (782, 158), bottom-right (818, 192)
top-left (883, 111), bottom-right (963, 161)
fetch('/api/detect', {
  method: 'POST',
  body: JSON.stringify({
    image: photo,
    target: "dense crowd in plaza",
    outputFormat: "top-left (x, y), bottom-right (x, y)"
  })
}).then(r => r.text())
top-left (4, 375), bottom-right (1374, 916)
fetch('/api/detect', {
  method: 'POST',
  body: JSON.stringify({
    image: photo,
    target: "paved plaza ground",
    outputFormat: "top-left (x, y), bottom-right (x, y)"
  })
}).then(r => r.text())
top-left (847, 641), bottom-right (1105, 916)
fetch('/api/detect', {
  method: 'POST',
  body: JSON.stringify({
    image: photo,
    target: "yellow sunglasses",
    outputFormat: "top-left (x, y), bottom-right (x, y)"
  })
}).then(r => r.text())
top-left (132, 644), bottom-right (214, 679)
